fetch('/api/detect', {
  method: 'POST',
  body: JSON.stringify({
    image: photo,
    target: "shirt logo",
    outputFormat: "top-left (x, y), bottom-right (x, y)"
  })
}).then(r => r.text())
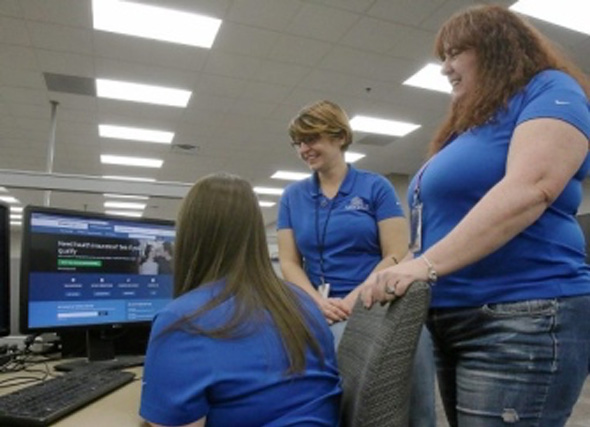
top-left (345, 196), bottom-right (369, 211)
top-left (554, 100), bottom-right (570, 105)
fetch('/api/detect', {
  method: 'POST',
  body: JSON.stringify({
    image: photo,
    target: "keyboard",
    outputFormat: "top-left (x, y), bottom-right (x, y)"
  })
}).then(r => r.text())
top-left (0, 369), bottom-right (135, 426)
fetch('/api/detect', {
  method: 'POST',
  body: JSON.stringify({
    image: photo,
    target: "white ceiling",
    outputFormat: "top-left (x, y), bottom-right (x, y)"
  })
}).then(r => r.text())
top-left (1, 0), bottom-right (589, 226)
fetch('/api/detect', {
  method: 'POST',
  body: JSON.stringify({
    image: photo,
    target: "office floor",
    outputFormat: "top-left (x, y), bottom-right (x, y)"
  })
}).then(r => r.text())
top-left (435, 376), bottom-right (590, 426)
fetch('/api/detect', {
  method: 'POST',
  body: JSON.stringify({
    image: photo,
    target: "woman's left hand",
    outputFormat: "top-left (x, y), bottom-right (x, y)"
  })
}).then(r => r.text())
top-left (360, 257), bottom-right (429, 309)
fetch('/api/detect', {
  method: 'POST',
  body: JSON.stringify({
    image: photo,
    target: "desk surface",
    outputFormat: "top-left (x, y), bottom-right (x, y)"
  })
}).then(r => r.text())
top-left (0, 361), bottom-right (146, 427)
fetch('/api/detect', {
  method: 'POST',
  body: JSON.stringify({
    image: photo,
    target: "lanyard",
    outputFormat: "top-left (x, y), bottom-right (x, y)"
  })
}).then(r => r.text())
top-left (412, 159), bottom-right (431, 207)
top-left (315, 195), bottom-right (335, 285)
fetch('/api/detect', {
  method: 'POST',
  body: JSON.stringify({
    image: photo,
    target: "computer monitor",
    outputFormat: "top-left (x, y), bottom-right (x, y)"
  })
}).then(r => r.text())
top-left (20, 206), bottom-right (175, 366)
top-left (0, 203), bottom-right (10, 337)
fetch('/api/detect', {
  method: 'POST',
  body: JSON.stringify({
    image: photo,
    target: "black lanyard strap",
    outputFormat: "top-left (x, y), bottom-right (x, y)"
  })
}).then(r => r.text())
top-left (315, 196), bottom-right (335, 285)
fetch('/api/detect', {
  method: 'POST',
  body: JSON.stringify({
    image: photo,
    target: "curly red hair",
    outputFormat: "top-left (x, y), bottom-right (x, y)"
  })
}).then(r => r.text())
top-left (428, 5), bottom-right (590, 157)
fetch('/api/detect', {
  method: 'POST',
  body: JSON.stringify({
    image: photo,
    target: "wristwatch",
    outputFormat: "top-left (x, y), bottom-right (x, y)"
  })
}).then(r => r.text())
top-left (421, 255), bottom-right (438, 284)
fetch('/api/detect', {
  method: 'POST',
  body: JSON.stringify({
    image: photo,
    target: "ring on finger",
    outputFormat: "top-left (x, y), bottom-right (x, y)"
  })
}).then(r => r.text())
top-left (385, 284), bottom-right (396, 295)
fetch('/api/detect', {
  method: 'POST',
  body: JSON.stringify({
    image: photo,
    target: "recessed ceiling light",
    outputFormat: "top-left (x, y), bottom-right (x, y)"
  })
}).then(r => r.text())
top-left (99, 124), bottom-right (174, 144)
top-left (101, 155), bottom-right (163, 168)
top-left (10, 214), bottom-right (22, 220)
top-left (271, 171), bottom-right (311, 181)
top-left (350, 116), bottom-right (421, 137)
top-left (92, 0), bottom-right (222, 48)
top-left (105, 210), bottom-right (143, 218)
top-left (104, 201), bottom-right (146, 210)
top-left (253, 187), bottom-right (284, 196)
top-left (96, 79), bottom-right (192, 107)
top-left (0, 196), bottom-right (19, 204)
top-left (345, 152), bottom-right (366, 163)
top-left (403, 63), bottom-right (452, 94)
top-left (510, 0), bottom-right (590, 36)
top-left (259, 201), bottom-right (276, 208)
top-left (10, 206), bottom-right (23, 213)
top-left (103, 175), bottom-right (156, 183)
top-left (103, 193), bottom-right (149, 200)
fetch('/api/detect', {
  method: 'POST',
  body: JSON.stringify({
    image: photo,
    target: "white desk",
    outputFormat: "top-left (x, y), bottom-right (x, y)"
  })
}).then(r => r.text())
top-left (0, 363), bottom-right (146, 426)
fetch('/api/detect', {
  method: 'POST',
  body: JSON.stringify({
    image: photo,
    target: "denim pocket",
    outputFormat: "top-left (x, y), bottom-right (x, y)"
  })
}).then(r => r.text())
top-left (482, 298), bottom-right (557, 318)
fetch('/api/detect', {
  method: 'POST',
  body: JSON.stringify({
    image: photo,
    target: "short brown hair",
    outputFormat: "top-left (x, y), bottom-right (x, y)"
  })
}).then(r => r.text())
top-left (429, 5), bottom-right (590, 156)
top-left (289, 100), bottom-right (353, 151)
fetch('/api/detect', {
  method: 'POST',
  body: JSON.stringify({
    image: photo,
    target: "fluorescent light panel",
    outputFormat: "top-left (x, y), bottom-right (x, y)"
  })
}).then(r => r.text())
top-left (103, 175), bottom-right (156, 183)
top-left (10, 214), bottom-right (22, 220)
top-left (92, 0), bottom-right (222, 47)
top-left (105, 210), bottom-right (143, 218)
top-left (10, 221), bottom-right (22, 227)
top-left (0, 196), bottom-right (19, 204)
top-left (99, 124), bottom-right (174, 144)
top-left (96, 79), bottom-right (192, 107)
top-left (403, 63), bottom-right (452, 94)
top-left (259, 201), bottom-right (276, 208)
top-left (101, 155), bottom-right (163, 168)
top-left (350, 116), bottom-right (421, 137)
top-left (510, 0), bottom-right (590, 36)
top-left (253, 187), bottom-right (284, 196)
top-left (104, 193), bottom-right (149, 200)
top-left (10, 206), bottom-right (23, 213)
top-left (104, 201), bottom-right (146, 210)
top-left (345, 152), bottom-right (366, 163)
top-left (271, 171), bottom-right (311, 181)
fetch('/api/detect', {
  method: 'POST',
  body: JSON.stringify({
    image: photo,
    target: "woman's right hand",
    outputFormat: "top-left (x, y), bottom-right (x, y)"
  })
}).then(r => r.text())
top-left (316, 297), bottom-right (351, 324)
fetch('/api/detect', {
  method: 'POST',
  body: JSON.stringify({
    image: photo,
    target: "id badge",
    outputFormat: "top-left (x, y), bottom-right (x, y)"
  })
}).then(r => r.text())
top-left (318, 282), bottom-right (331, 298)
top-left (409, 202), bottom-right (423, 253)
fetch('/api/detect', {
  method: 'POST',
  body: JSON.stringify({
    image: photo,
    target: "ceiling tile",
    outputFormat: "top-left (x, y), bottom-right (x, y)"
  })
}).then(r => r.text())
top-left (0, 16), bottom-right (31, 45)
top-left (286, 3), bottom-right (359, 43)
top-left (26, 21), bottom-right (93, 54)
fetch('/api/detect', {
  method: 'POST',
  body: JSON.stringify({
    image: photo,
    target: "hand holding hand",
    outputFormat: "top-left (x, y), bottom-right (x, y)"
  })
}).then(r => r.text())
top-left (316, 297), bottom-right (351, 324)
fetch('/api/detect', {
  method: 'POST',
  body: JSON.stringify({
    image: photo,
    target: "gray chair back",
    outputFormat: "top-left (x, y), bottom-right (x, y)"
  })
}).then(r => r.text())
top-left (338, 281), bottom-right (431, 427)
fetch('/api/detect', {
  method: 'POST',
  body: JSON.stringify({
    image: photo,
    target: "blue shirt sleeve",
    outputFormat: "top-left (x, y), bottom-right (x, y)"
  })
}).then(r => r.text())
top-left (372, 174), bottom-right (405, 222)
top-left (516, 70), bottom-right (590, 139)
top-left (140, 311), bottom-right (212, 426)
top-left (277, 189), bottom-right (292, 230)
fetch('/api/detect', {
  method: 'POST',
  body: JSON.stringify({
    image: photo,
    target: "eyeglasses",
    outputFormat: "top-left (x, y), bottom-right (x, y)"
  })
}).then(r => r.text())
top-left (290, 134), bottom-right (321, 149)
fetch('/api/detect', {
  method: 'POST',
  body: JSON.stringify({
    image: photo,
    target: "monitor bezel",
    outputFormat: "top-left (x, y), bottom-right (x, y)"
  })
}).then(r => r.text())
top-left (19, 205), bottom-right (174, 334)
top-left (0, 203), bottom-right (10, 337)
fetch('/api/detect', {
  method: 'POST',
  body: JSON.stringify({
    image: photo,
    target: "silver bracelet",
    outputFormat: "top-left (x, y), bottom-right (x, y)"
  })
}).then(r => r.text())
top-left (421, 255), bottom-right (438, 284)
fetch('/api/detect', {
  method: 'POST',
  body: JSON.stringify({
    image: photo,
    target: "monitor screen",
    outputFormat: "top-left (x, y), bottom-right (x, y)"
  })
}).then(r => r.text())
top-left (20, 206), bottom-right (175, 334)
top-left (0, 203), bottom-right (10, 337)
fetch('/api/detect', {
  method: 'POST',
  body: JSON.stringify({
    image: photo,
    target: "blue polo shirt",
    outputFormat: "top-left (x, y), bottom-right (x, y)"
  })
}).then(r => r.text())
top-left (278, 165), bottom-right (404, 298)
top-left (140, 280), bottom-right (341, 426)
top-left (410, 70), bottom-right (590, 308)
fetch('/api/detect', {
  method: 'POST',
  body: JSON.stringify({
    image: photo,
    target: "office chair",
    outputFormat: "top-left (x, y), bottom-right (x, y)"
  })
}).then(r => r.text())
top-left (338, 281), bottom-right (431, 427)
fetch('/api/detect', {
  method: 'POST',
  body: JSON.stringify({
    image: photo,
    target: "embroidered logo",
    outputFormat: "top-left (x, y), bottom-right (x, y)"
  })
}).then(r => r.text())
top-left (345, 196), bottom-right (369, 211)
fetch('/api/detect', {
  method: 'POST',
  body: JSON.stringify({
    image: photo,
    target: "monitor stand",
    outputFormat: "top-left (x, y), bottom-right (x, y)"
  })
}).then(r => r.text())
top-left (54, 329), bottom-right (145, 372)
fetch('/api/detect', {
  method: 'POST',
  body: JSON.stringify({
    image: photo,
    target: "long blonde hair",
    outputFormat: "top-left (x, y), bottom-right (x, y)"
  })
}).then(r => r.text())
top-left (172, 172), bottom-right (323, 373)
top-left (429, 5), bottom-right (590, 156)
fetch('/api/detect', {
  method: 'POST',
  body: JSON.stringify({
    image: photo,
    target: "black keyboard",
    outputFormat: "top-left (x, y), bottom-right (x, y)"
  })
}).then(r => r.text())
top-left (0, 369), bottom-right (135, 426)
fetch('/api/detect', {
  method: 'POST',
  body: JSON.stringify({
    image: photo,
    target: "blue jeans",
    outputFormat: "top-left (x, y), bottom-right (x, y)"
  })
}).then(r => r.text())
top-left (428, 295), bottom-right (590, 426)
top-left (331, 322), bottom-right (436, 427)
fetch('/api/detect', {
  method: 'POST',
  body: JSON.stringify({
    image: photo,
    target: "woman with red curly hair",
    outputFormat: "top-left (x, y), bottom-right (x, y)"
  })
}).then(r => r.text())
top-left (361, 5), bottom-right (590, 426)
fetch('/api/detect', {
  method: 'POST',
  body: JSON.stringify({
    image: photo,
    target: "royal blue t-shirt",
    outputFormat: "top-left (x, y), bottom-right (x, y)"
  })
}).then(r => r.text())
top-left (410, 70), bottom-right (590, 308)
top-left (278, 165), bottom-right (405, 298)
top-left (139, 280), bottom-right (341, 426)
